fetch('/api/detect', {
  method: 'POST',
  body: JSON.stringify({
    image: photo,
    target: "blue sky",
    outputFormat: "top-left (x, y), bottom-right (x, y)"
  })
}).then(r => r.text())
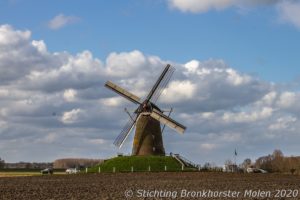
top-left (1, 0), bottom-right (299, 82)
top-left (0, 0), bottom-right (300, 165)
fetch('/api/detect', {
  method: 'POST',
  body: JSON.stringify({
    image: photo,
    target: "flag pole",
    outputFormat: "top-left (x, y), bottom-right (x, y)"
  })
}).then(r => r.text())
top-left (234, 148), bottom-right (237, 166)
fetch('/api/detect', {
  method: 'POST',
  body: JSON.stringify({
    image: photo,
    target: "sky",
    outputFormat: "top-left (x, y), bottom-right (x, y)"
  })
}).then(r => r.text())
top-left (0, 0), bottom-right (300, 165)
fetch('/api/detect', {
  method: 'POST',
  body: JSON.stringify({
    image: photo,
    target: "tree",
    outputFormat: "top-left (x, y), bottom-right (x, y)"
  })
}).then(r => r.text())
top-left (224, 159), bottom-right (233, 166)
top-left (202, 162), bottom-right (211, 171)
top-left (286, 156), bottom-right (299, 175)
top-left (271, 149), bottom-right (284, 172)
top-left (241, 158), bottom-right (252, 170)
top-left (272, 149), bottom-right (283, 158)
top-left (255, 154), bottom-right (273, 172)
top-left (0, 157), bottom-right (5, 168)
top-left (255, 150), bottom-right (300, 174)
top-left (53, 158), bottom-right (103, 169)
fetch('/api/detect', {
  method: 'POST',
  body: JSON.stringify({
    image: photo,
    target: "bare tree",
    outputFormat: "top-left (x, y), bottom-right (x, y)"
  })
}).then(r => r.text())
top-left (271, 149), bottom-right (284, 172)
top-left (255, 154), bottom-right (273, 172)
top-left (202, 162), bottom-right (211, 171)
top-left (0, 157), bottom-right (4, 168)
top-left (241, 158), bottom-right (252, 170)
top-left (224, 159), bottom-right (233, 165)
top-left (53, 158), bottom-right (103, 169)
top-left (255, 149), bottom-right (300, 174)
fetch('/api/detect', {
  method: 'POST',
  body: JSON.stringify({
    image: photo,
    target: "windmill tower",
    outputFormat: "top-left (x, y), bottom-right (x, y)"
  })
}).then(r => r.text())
top-left (105, 64), bottom-right (186, 156)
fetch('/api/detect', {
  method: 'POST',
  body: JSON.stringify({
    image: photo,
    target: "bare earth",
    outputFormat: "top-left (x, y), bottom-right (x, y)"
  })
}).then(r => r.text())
top-left (0, 172), bottom-right (299, 200)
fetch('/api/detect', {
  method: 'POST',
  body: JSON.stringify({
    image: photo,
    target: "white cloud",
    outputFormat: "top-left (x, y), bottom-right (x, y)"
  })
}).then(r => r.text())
top-left (48, 14), bottom-right (80, 30)
top-left (277, 91), bottom-right (296, 108)
top-left (202, 112), bottom-right (215, 119)
top-left (226, 68), bottom-right (251, 86)
top-left (0, 24), bottom-right (30, 45)
top-left (86, 138), bottom-right (106, 145)
top-left (167, 0), bottom-right (300, 31)
top-left (183, 59), bottom-right (252, 87)
top-left (106, 50), bottom-right (158, 78)
top-left (0, 25), bottom-right (50, 83)
top-left (268, 116), bottom-right (297, 131)
top-left (100, 97), bottom-right (124, 107)
top-left (34, 133), bottom-right (59, 144)
top-left (222, 107), bottom-right (273, 123)
top-left (167, 0), bottom-right (282, 13)
top-left (1, 25), bottom-right (300, 164)
top-left (31, 40), bottom-right (47, 54)
top-left (200, 143), bottom-right (217, 151)
top-left (168, 0), bottom-right (300, 30)
top-left (0, 120), bottom-right (7, 128)
top-left (184, 60), bottom-right (200, 74)
top-left (218, 132), bottom-right (241, 142)
top-left (24, 50), bottom-right (105, 92)
top-left (177, 59), bottom-right (270, 112)
top-left (260, 91), bottom-right (277, 106)
top-left (160, 80), bottom-right (197, 103)
top-left (61, 109), bottom-right (84, 124)
top-left (168, 0), bottom-right (236, 13)
top-left (63, 89), bottom-right (77, 102)
top-left (0, 88), bottom-right (9, 98)
top-left (277, 1), bottom-right (300, 29)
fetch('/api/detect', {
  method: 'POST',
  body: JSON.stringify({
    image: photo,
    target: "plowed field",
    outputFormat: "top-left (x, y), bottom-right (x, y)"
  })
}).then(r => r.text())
top-left (0, 172), bottom-right (299, 200)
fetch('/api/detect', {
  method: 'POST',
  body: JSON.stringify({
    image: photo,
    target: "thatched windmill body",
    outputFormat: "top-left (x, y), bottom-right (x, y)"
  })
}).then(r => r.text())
top-left (105, 64), bottom-right (186, 156)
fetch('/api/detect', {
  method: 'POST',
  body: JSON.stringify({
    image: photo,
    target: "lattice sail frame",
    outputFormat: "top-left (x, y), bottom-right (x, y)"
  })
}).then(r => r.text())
top-left (105, 64), bottom-right (186, 148)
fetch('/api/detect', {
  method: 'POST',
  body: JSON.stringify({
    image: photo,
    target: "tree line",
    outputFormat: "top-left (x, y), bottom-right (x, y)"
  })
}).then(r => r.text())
top-left (254, 149), bottom-right (300, 174)
top-left (53, 158), bottom-right (103, 169)
top-left (0, 157), bottom-right (4, 168)
top-left (0, 157), bottom-right (103, 169)
top-left (239, 149), bottom-right (300, 174)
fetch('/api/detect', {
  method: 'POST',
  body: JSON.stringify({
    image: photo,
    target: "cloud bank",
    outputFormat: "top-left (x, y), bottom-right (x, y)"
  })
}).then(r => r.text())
top-left (168, 0), bottom-right (300, 29)
top-left (167, 0), bottom-right (280, 13)
top-left (277, 1), bottom-right (300, 29)
top-left (0, 25), bottom-right (299, 164)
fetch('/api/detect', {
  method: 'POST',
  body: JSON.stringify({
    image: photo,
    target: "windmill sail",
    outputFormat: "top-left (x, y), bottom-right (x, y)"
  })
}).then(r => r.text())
top-left (150, 108), bottom-right (186, 134)
top-left (105, 81), bottom-right (141, 105)
top-left (146, 64), bottom-right (174, 102)
top-left (105, 64), bottom-right (187, 155)
top-left (149, 65), bottom-right (175, 104)
top-left (113, 113), bottom-right (139, 148)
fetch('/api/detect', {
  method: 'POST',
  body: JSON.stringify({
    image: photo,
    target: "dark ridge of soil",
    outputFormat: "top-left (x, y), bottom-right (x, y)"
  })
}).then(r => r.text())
top-left (0, 172), bottom-right (299, 200)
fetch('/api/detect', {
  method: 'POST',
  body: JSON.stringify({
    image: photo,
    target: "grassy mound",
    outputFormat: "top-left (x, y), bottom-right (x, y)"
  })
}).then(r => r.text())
top-left (88, 156), bottom-right (182, 173)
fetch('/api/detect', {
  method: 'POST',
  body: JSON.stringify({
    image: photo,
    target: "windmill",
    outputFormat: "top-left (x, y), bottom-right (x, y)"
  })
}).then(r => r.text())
top-left (105, 64), bottom-right (186, 156)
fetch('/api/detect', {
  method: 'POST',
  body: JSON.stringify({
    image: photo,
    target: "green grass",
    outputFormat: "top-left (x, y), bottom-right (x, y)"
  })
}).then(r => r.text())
top-left (88, 156), bottom-right (183, 173)
top-left (0, 172), bottom-right (40, 177)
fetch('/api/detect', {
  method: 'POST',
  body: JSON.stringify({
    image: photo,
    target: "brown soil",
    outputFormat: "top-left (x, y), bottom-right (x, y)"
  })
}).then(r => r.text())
top-left (0, 172), bottom-right (299, 200)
